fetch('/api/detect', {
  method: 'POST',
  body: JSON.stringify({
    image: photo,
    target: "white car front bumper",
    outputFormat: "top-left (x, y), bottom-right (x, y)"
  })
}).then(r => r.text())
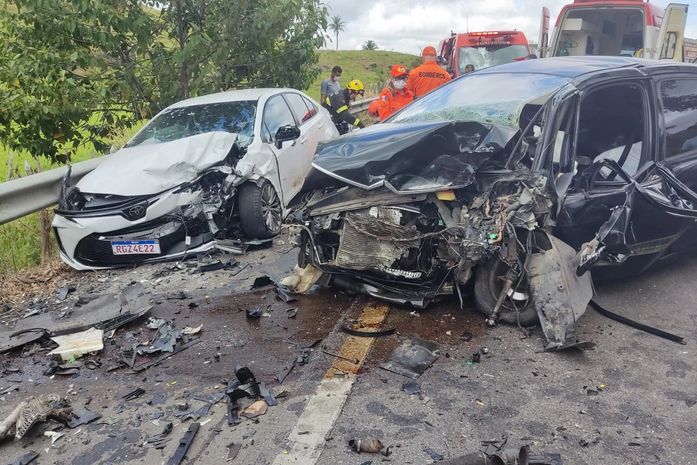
top-left (53, 189), bottom-right (216, 270)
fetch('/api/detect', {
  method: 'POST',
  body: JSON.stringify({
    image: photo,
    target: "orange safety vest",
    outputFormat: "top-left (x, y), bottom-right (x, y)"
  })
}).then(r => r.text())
top-left (377, 87), bottom-right (414, 121)
top-left (407, 61), bottom-right (451, 98)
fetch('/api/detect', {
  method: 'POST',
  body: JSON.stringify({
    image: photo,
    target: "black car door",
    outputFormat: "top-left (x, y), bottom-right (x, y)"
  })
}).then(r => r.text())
top-left (651, 71), bottom-right (697, 253)
top-left (655, 74), bottom-right (697, 189)
top-left (552, 72), bottom-right (694, 278)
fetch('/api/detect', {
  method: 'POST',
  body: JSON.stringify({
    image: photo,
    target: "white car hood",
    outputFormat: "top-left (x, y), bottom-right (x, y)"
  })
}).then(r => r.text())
top-left (77, 131), bottom-right (238, 196)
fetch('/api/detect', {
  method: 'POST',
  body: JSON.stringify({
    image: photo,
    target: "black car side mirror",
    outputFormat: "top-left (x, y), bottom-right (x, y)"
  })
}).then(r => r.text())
top-left (275, 125), bottom-right (301, 149)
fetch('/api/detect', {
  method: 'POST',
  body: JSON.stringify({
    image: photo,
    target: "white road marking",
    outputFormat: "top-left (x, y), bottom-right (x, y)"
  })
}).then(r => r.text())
top-left (273, 304), bottom-right (388, 465)
top-left (272, 376), bottom-right (355, 465)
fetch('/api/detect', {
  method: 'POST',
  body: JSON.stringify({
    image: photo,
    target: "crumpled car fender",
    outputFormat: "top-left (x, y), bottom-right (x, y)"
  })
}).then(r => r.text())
top-left (234, 146), bottom-right (285, 206)
top-left (528, 233), bottom-right (594, 351)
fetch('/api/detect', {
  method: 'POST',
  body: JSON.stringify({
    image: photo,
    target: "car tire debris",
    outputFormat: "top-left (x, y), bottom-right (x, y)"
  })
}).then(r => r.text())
top-left (348, 438), bottom-right (392, 456)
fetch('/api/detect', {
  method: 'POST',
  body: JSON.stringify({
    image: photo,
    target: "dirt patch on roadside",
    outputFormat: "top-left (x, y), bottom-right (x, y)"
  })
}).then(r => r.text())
top-left (0, 260), bottom-right (76, 308)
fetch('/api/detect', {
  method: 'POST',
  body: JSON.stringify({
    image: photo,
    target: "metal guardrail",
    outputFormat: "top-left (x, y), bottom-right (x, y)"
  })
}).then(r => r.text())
top-left (0, 99), bottom-right (379, 226)
top-left (350, 96), bottom-right (377, 114)
top-left (0, 156), bottom-right (110, 225)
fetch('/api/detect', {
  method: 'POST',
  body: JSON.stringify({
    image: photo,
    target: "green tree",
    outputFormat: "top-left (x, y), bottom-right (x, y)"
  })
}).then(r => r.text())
top-left (208, 0), bottom-right (328, 92)
top-left (362, 40), bottom-right (378, 51)
top-left (329, 15), bottom-right (345, 51)
top-left (0, 0), bottom-right (328, 164)
top-left (0, 0), bottom-right (159, 163)
top-left (152, 0), bottom-right (328, 105)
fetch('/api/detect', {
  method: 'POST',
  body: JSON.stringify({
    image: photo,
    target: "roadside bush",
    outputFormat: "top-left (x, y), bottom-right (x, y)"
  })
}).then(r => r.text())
top-left (0, 212), bottom-right (51, 276)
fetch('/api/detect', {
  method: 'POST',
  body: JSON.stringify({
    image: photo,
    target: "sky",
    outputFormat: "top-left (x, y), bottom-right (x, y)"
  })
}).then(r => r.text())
top-left (323, 0), bottom-right (697, 55)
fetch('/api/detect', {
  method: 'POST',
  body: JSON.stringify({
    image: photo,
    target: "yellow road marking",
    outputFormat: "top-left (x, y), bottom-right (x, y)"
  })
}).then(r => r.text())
top-left (324, 304), bottom-right (389, 378)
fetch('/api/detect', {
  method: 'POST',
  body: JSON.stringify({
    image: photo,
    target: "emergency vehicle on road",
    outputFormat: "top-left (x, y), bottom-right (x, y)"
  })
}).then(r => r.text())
top-left (539, 0), bottom-right (688, 62)
top-left (438, 30), bottom-right (532, 77)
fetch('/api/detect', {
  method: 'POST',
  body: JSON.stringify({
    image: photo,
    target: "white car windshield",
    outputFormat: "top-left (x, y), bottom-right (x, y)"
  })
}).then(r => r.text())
top-left (127, 101), bottom-right (257, 148)
top-left (389, 73), bottom-right (569, 128)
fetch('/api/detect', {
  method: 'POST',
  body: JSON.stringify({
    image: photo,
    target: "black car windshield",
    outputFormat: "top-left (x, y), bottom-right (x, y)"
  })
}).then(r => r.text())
top-left (390, 73), bottom-right (569, 128)
top-left (127, 101), bottom-right (257, 148)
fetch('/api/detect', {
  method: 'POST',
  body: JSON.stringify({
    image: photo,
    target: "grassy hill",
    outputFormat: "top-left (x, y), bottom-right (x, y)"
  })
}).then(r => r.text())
top-left (306, 50), bottom-right (421, 100)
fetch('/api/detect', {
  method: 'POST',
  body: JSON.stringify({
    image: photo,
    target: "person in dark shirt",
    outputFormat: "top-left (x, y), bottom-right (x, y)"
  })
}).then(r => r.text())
top-left (320, 65), bottom-right (342, 102)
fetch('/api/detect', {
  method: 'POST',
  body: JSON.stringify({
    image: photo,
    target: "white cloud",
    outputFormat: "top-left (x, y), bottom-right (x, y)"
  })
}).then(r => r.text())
top-left (324, 0), bottom-right (697, 54)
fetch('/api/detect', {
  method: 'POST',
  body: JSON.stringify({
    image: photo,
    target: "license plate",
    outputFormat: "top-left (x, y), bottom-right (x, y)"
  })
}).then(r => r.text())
top-left (111, 240), bottom-right (161, 255)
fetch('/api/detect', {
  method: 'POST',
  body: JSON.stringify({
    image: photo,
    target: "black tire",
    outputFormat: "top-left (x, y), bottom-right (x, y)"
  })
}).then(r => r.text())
top-left (473, 257), bottom-right (538, 326)
top-left (238, 181), bottom-right (283, 239)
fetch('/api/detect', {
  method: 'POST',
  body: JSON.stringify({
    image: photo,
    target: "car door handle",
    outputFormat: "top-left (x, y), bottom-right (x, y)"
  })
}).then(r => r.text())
top-left (300, 137), bottom-right (307, 144)
top-left (318, 123), bottom-right (324, 129)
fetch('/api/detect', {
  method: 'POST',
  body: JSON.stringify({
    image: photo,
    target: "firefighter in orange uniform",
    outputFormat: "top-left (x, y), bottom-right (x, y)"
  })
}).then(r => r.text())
top-left (367, 99), bottom-right (379, 119)
top-left (376, 64), bottom-right (414, 121)
top-left (407, 45), bottom-right (451, 98)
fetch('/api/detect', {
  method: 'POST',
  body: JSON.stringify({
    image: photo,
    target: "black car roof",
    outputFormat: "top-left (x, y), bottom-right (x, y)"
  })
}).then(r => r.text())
top-left (475, 56), bottom-right (697, 79)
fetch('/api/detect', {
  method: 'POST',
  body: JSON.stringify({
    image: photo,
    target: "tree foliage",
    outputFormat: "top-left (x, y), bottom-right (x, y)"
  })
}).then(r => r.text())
top-left (155, 0), bottom-right (327, 104)
top-left (0, 0), bottom-right (159, 162)
top-left (0, 0), bottom-right (328, 163)
top-left (362, 40), bottom-right (378, 51)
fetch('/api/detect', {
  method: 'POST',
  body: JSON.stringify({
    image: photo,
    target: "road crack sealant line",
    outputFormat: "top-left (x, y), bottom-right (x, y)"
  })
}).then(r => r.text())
top-left (272, 304), bottom-right (389, 465)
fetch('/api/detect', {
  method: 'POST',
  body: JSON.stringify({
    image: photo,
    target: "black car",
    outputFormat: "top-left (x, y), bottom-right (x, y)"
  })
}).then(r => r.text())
top-left (295, 57), bottom-right (697, 350)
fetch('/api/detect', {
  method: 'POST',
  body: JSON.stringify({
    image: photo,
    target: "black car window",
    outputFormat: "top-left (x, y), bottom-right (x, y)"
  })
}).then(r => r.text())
top-left (284, 93), bottom-right (314, 124)
top-left (263, 95), bottom-right (296, 141)
top-left (576, 83), bottom-right (646, 179)
top-left (659, 78), bottom-right (697, 159)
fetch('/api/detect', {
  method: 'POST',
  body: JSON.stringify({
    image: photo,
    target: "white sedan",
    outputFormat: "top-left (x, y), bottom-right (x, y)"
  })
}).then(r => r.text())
top-left (53, 88), bottom-right (338, 270)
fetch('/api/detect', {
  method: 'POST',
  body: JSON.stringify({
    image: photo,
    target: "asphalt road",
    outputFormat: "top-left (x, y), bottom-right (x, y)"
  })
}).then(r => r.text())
top-left (1, 240), bottom-right (696, 465)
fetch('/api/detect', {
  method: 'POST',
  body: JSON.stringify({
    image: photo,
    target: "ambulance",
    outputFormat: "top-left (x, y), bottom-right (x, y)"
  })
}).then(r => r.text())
top-left (539, 0), bottom-right (689, 61)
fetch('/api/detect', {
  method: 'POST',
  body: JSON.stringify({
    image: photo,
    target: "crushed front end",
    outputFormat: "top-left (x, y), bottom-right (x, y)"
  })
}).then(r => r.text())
top-left (300, 172), bottom-right (549, 305)
top-left (294, 121), bottom-right (594, 350)
top-left (54, 133), bottom-right (254, 269)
